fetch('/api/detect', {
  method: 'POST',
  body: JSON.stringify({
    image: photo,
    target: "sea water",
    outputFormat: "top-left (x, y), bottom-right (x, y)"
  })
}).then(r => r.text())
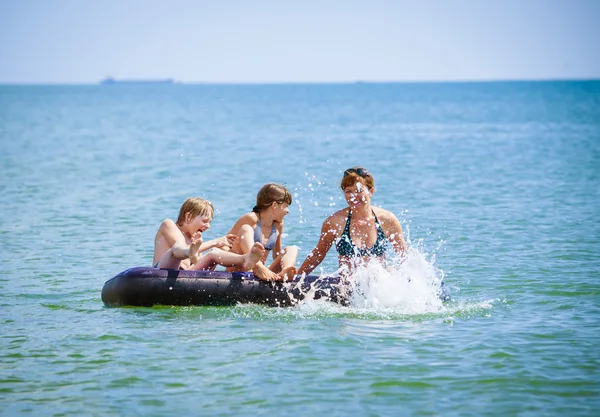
top-left (1, 81), bottom-right (599, 415)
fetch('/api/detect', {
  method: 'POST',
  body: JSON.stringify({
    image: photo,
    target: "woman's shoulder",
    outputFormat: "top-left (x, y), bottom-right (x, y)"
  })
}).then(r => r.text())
top-left (324, 207), bottom-right (350, 226)
top-left (372, 206), bottom-right (401, 225)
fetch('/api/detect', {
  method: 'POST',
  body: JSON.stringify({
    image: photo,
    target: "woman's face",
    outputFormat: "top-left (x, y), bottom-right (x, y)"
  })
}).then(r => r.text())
top-left (343, 180), bottom-right (372, 207)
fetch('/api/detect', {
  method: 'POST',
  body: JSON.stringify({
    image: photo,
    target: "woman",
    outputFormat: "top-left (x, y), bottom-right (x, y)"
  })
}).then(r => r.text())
top-left (298, 167), bottom-right (407, 276)
top-left (226, 183), bottom-right (299, 281)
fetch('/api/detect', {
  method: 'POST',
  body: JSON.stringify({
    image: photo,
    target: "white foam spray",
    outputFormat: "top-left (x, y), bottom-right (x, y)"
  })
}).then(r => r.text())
top-left (345, 247), bottom-right (446, 313)
top-left (352, 253), bottom-right (441, 309)
top-left (287, 247), bottom-right (450, 317)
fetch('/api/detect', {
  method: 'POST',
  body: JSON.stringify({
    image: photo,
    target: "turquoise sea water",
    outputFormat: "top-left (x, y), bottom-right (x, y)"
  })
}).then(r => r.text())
top-left (1, 81), bottom-right (599, 416)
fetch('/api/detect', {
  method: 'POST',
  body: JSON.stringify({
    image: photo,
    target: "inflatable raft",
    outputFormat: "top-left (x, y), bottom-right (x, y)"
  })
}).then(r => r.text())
top-left (101, 267), bottom-right (451, 307)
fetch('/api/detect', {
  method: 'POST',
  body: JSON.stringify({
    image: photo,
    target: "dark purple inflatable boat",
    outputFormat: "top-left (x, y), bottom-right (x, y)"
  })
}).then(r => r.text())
top-left (101, 267), bottom-right (347, 307)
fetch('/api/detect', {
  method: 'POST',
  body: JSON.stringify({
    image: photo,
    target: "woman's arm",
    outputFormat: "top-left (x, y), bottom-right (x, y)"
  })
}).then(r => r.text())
top-left (379, 210), bottom-right (407, 256)
top-left (297, 217), bottom-right (339, 275)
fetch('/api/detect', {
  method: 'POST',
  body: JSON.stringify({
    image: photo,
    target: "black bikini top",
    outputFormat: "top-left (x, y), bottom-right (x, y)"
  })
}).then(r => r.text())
top-left (335, 210), bottom-right (388, 258)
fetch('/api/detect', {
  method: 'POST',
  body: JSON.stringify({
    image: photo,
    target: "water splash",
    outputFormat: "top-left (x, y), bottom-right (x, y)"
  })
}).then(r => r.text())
top-left (346, 248), bottom-right (446, 313)
top-left (283, 247), bottom-right (454, 318)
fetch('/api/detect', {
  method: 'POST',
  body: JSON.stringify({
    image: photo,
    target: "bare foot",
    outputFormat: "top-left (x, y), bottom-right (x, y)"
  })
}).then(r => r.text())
top-left (278, 266), bottom-right (297, 282)
top-left (252, 263), bottom-right (279, 281)
top-left (188, 231), bottom-right (203, 265)
top-left (243, 242), bottom-right (265, 270)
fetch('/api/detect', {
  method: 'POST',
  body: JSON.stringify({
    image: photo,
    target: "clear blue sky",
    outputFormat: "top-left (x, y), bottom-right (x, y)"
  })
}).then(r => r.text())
top-left (1, 0), bottom-right (599, 83)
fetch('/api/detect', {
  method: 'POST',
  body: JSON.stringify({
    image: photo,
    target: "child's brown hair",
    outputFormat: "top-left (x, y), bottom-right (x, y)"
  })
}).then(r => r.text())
top-left (252, 183), bottom-right (292, 213)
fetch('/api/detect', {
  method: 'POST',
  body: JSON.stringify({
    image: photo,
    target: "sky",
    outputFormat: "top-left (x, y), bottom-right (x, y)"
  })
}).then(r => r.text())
top-left (0, 0), bottom-right (599, 83)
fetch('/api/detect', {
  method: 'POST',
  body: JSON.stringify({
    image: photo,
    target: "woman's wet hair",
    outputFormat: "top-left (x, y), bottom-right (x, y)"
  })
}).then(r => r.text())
top-left (252, 183), bottom-right (292, 213)
top-left (340, 166), bottom-right (375, 190)
top-left (177, 197), bottom-right (214, 225)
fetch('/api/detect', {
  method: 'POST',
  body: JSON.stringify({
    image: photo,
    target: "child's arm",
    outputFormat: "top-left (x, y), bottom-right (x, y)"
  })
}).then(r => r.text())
top-left (154, 221), bottom-right (202, 269)
top-left (272, 221), bottom-right (284, 260)
top-left (196, 234), bottom-right (237, 253)
top-left (158, 219), bottom-right (185, 246)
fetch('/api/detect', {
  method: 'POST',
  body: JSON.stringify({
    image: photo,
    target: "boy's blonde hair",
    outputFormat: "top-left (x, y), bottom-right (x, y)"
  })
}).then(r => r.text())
top-left (176, 197), bottom-right (214, 225)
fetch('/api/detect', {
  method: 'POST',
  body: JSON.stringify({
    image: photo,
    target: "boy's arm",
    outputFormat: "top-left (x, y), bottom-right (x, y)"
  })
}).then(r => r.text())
top-left (197, 234), bottom-right (237, 253)
top-left (154, 219), bottom-right (192, 267)
top-left (159, 219), bottom-right (186, 247)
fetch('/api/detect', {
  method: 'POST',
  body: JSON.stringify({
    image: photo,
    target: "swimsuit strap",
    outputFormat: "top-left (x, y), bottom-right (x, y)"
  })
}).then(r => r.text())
top-left (254, 218), bottom-right (278, 251)
top-left (253, 219), bottom-right (263, 244)
top-left (343, 210), bottom-right (353, 234)
top-left (371, 212), bottom-right (388, 256)
top-left (372, 212), bottom-right (386, 239)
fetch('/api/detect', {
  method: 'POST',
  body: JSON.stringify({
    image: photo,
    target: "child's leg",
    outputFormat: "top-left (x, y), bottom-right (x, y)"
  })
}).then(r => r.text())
top-left (237, 224), bottom-right (256, 254)
top-left (156, 233), bottom-right (203, 269)
top-left (282, 245), bottom-right (299, 271)
top-left (268, 245), bottom-right (299, 280)
top-left (156, 247), bottom-right (184, 269)
top-left (190, 243), bottom-right (265, 271)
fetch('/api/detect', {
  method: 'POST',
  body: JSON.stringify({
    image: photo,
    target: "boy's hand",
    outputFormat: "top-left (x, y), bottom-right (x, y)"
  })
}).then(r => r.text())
top-left (216, 234), bottom-right (238, 248)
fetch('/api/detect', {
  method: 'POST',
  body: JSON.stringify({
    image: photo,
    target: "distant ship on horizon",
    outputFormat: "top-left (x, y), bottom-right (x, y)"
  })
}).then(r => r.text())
top-left (100, 77), bottom-right (174, 85)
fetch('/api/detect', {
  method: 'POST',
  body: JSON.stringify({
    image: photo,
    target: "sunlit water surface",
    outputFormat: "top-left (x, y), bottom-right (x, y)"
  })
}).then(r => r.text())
top-left (1, 82), bottom-right (599, 416)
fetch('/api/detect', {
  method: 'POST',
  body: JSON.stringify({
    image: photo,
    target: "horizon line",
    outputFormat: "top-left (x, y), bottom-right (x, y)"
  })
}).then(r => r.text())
top-left (1, 77), bottom-right (599, 86)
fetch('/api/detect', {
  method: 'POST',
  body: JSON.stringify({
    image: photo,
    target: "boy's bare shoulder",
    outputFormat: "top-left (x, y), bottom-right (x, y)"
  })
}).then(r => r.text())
top-left (159, 218), bottom-right (178, 232)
